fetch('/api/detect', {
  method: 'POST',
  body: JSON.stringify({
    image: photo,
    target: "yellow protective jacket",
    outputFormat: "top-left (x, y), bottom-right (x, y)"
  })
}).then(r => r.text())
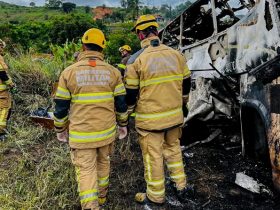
top-left (125, 36), bottom-right (191, 131)
top-left (54, 51), bottom-right (128, 149)
top-left (0, 55), bottom-right (14, 91)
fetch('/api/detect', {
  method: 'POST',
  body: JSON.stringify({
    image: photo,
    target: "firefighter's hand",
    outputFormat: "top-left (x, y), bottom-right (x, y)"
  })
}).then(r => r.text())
top-left (118, 126), bottom-right (128, 140)
top-left (57, 130), bottom-right (69, 143)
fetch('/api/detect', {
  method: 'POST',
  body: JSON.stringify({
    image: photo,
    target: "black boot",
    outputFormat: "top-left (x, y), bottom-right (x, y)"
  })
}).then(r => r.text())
top-left (176, 185), bottom-right (195, 203)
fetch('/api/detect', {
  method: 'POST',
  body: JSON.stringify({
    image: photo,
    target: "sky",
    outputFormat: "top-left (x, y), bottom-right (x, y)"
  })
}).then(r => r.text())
top-left (1, 0), bottom-right (190, 7)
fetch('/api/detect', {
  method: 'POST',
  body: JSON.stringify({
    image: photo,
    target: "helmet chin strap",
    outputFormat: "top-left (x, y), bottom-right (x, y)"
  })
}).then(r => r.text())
top-left (138, 32), bottom-right (146, 41)
top-left (138, 30), bottom-right (158, 41)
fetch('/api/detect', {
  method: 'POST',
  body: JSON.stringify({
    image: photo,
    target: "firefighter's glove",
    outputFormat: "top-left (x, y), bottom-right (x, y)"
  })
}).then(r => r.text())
top-left (57, 130), bottom-right (69, 143)
top-left (118, 126), bottom-right (128, 140)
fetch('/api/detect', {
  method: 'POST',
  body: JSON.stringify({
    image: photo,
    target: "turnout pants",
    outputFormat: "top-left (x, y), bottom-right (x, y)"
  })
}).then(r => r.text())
top-left (138, 127), bottom-right (187, 203)
top-left (0, 90), bottom-right (11, 134)
top-left (70, 143), bottom-right (113, 210)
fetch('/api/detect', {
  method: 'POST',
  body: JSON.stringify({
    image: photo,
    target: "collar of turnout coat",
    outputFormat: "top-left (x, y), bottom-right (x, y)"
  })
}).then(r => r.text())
top-left (141, 36), bottom-right (160, 48)
top-left (78, 51), bottom-right (104, 62)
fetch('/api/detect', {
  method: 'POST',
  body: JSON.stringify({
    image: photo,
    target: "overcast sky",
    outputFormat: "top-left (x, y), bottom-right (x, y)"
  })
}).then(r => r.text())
top-left (1, 0), bottom-right (190, 7)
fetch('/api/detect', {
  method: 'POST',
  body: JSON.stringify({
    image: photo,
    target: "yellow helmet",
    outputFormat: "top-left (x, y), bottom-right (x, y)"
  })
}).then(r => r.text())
top-left (82, 28), bottom-right (106, 49)
top-left (119, 45), bottom-right (131, 52)
top-left (132, 15), bottom-right (159, 33)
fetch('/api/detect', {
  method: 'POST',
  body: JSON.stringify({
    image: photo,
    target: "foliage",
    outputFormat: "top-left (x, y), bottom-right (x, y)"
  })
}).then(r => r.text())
top-left (172, 1), bottom-right (192, 18)
top-left (0, 14), bottom-right (105, 52)
top-left (50, 40), bottom-right (81, 68)
top-left (62, 2), bottom-right (76, 13)
top-left (120, 0), bottom-right (142, 19)
top-left (84, 6), bottom-right (91, 14)
top-left (30, 2), bottom-right (36, 7)
top-left (104, 22), bottom-right (140, 64)
top-left (5, 51), bottom-right (62, 96)
top-left (48, 14), bottom-right (102, 46)
top-left (45, 0), bottom-right (63, 8)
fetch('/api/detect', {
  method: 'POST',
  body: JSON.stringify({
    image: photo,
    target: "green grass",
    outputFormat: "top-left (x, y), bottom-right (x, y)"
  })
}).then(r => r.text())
top-left (0, 52), bottom-right (79, 209)
top-left (0, 51), bottom-right (145, 209)
top-left (0, 115), bottom-right (79, 209)
top-left (0, 3), bottom-right (92, 24)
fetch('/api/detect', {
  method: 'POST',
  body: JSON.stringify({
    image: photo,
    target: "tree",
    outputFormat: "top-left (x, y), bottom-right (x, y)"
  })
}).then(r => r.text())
top-left (85, 6), bottom-right (91, 14)
top-left (62, 2), bottom-right (76, 13)
top-left (160, 4), bottom-right (172, 19)
top-left (172, 1), bottom-right (192, 18)
top-left (120, 0), bottom-right (127, 8)
top-left (29, 2), bottom-right (36, 7)
top-left (45, 0), bottom-right (63, 8)
top-left (104, 22), bottom-right (140, 64)
top-left (122, 0), bottom-right (142, 19)
top-left (142, 6), bottom-right (151, 15)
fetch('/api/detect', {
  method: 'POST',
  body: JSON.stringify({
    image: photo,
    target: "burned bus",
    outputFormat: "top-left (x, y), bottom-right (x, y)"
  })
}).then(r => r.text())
top-left (159, 0), bottom-right (280, 192)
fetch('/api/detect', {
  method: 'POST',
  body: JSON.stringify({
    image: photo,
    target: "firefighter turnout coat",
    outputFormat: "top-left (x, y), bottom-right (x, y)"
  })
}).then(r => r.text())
top-left (125, 36), bottom-right (191, 131)
top-left (54, 51), bottom-right (128, 149)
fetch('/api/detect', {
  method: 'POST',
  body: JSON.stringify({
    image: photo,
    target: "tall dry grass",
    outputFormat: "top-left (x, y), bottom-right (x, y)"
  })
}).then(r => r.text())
top-left (0, 51), bottom-right (145, 210)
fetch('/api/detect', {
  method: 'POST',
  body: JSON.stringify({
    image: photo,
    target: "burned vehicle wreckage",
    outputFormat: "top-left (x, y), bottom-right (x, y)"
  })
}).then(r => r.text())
top-left (159, 0), bottom-right (280, 192)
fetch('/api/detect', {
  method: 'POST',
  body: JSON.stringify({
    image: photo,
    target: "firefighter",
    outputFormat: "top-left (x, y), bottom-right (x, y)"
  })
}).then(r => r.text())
top-left (53, 28), bottom-right (128, 210)
top-left (0, 39), bottom-right (15, 141)
top-left (119, 45), bottom-right (132, 65)
top-left (125, 15), bottom-right (193, 205)
top-left (117, 45), bottom-right (132, 78)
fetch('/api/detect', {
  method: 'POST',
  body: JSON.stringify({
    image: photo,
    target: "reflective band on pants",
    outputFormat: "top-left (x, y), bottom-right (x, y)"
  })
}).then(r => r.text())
top-left (79, 189), bottom-right (98, 204)
top-left (145, 153), bottom-right (165, 197)
top-left (0, 108), bottom-right (8, 129)
top-left (147, 187), bottom-right (165, 196)
top-left (69, 125), bottom-right (116, 143)
top-left (98, 176), bottom-right (109, 187)
top-left (146, 153), bottom-right (152, 180)
top-left (147, 179), bottom-right (165, 186)
top-left (167, 161), bottom-right (184, 169)
top-left (170, 173), bottom-right (185, 180)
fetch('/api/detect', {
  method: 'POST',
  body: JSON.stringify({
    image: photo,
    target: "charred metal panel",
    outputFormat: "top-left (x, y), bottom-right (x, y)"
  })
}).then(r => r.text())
top-left (270, 84), bottom-right (280, 114)
top-left (162, 0), bottom-right (280, 192)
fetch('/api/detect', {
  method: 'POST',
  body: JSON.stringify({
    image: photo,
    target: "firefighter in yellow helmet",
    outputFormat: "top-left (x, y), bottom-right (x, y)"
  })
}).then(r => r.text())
top-left (53, 28), bottom-right (128, 210)
top-left (0, 39), bottom-right (15, 141)
top-left (125, 15), bottom-right (193, 206)
top-left (117, 45), bottom-right (132, 77)
top-left (119, 45), bottom-right (132, 65)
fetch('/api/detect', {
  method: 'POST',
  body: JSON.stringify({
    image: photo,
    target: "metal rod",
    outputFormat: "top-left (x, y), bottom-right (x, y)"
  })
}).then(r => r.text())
top-left (211, 0), bottom-right (218, 34)
top-left (179, 14), bottom-right (183, 48)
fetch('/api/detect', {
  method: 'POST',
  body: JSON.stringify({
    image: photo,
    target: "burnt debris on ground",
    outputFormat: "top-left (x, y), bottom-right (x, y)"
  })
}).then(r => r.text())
top-left (105, 122), bottom-right (280, 210)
